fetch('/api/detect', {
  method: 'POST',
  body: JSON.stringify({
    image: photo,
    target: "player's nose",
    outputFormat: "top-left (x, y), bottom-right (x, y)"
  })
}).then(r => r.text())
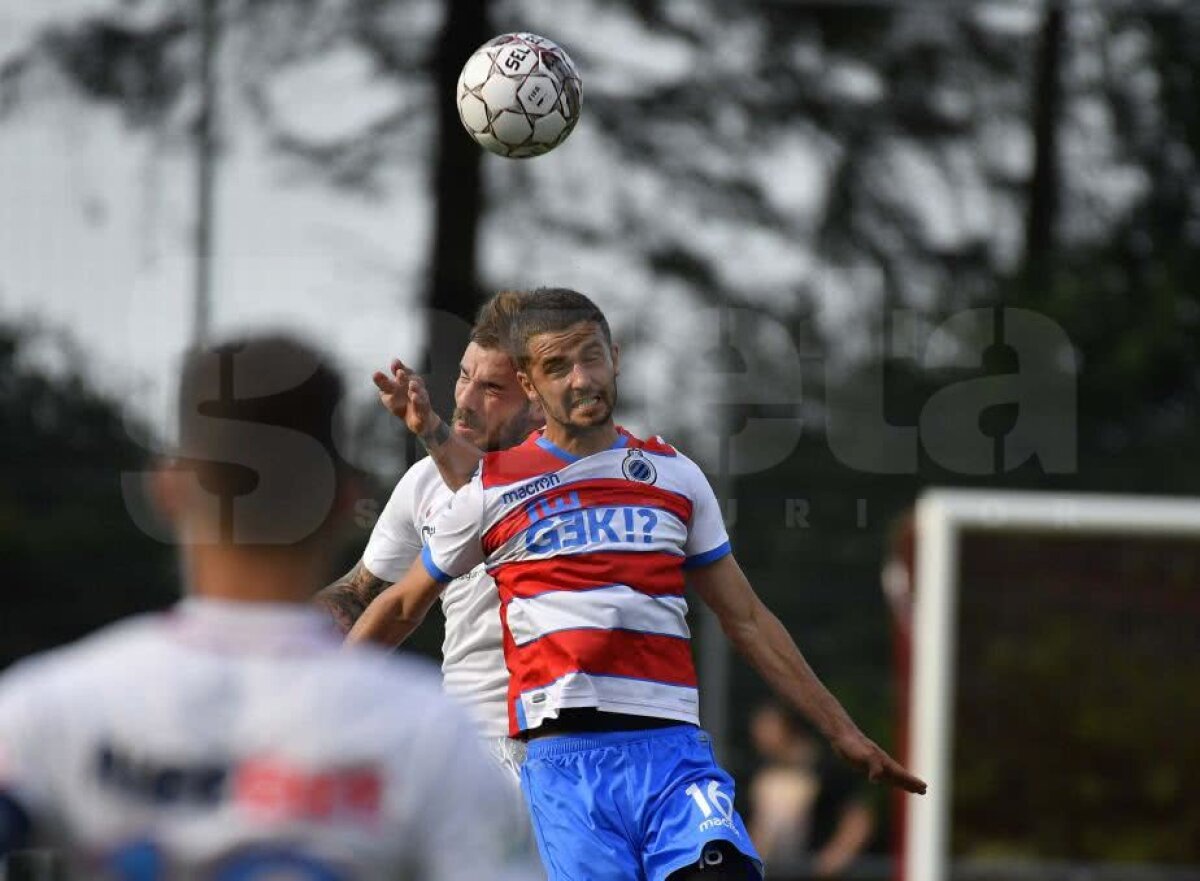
top-left (456, 380), bottom-right (482, 410)
top-left (567, 362), bottom-right (591, 388)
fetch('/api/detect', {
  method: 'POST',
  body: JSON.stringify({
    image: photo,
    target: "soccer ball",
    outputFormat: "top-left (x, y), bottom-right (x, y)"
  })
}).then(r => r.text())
top-left (455, 33), bottom-right (583, 159)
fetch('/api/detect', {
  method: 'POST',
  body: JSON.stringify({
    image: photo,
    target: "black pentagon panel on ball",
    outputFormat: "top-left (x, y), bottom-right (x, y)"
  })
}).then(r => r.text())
top-left (539, 52), bottom-right (573, 91)
top-left (558, 77), bottom-right (582, 122)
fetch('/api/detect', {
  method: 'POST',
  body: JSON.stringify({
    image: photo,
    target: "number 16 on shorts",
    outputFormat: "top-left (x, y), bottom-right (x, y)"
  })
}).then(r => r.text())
top-left (686, 781), bottom-right (741, 836)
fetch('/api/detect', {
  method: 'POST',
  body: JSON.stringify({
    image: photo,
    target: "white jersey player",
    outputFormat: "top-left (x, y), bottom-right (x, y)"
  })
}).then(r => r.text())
top-left (0, 604), bottom-right (525, 881)
top-left (364, 458), bottom-right (508, 736)
top-left (0, 335), bottom-right (533, 881)
top-left (362, 458), bottom-right (511, 747)
top-left (317, 294), bottom-right (543, 777)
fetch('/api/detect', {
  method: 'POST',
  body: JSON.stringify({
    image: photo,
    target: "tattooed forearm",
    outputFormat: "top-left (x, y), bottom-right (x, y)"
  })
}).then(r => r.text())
top-left (314, 561), bottom-right (389, 633)
top-left (314, 591), bottom-right (367, 635)
top-left (415, 418), bottom-right (483, 492)
top-left (419, 419), bottom-right (452, 450)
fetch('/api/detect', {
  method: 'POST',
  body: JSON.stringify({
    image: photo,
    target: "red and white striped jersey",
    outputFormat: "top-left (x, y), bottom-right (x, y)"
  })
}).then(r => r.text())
top-left (420, 428), bottom-right (731, 736)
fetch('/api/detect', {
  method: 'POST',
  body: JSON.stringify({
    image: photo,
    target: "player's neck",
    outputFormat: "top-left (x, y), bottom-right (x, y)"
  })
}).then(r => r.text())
top-left (543, 420), bottom-right (619, 459)
top-left (183, 545), bottom-right (326, 606)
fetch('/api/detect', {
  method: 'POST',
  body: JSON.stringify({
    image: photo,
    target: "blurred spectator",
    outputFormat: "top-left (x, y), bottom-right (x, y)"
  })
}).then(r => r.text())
top-left (749, 703), bottom-right (876, 877)
top-left (882, 512), bottom-right (917, 873)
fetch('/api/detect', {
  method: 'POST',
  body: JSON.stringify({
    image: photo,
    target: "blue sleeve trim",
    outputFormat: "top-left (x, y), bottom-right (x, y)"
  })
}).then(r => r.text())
top-left (420, 545), bottom-right (454, 583)
top-left (683, 541), bottom-right (732, 570)
top-left (0, 789), bottom-right (32, 855)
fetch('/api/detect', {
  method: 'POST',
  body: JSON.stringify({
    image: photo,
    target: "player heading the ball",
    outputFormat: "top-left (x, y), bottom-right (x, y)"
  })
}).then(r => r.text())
top-left (349, 289), bottom-right (926, 881)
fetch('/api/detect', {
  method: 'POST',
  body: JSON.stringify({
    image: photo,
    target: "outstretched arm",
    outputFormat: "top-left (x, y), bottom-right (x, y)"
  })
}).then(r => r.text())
top-left (373, 359), bottom-right (482, 491)
top-left (688, 554), bottom-right (926, 794)
top-left (314, 560), bottom-right (390, 634)
top-left (346, 559), bottom-right (446, 648)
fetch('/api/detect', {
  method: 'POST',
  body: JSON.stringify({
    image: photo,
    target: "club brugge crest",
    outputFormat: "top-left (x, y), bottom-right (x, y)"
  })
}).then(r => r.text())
top-left (622, 449), bottom-right (657, 484)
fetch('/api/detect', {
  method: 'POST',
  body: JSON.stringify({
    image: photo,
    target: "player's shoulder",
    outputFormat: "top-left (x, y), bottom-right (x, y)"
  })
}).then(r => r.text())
top-left (480, 430), bottom-right (563, 489)
top-left (377, 456), bottom-right (450, 523)
top-left (619, 428), bottom-right (711, 475)
top-left (616, 429), bottom-right (713, 495)
top-left (392, 454), bottom-right (444, 498)
top-left (0, 613), bottom-right (168, 702)
top-left (618, 427), bottom-right (680, 458)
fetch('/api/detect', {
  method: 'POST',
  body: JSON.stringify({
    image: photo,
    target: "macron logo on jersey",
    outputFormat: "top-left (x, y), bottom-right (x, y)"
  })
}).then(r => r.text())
top-left (500, 473), bottom-right (560, 506)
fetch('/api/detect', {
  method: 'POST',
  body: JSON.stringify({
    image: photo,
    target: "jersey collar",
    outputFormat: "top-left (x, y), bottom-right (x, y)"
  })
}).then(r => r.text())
top-left (534, 429), bottom-right (629, 463)
top-left (167, 598), bottom-right (342, 654)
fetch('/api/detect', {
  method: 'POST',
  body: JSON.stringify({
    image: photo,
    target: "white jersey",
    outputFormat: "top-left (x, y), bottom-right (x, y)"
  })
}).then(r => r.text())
top-left (0, 600), bottom-right (533, 881)
top-left (363, 456), bottom-right (508, 738)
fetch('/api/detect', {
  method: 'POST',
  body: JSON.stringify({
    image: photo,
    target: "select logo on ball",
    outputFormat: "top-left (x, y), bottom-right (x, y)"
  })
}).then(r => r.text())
top-left (455, 32), bottom-right (583, 159)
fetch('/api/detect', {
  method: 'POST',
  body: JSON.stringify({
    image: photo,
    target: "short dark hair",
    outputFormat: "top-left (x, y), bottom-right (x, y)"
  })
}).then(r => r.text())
top-left (177, 334), bottom-right (347, 543)
top-left (501, 287), bottom-right (612, 368)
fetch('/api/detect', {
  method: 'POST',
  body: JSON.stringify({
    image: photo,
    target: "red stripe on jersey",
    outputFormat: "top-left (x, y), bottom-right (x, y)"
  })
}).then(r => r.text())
top-left (619, 428), bottom-right (678, 457)
top-left (480, 436), bottom-right (564, 489)
top-left (506, 628), bottom-right (698, 701)
top-left (492, 551), bottom-right (686, 601)
top-left (482, 479), bottom-right (693, 555)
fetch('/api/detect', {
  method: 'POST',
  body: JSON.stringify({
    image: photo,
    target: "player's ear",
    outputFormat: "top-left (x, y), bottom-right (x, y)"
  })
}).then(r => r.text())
top-left (517, 369), bottom-right (537, 403)
top-left (611, 342), bottom-right (620, 377)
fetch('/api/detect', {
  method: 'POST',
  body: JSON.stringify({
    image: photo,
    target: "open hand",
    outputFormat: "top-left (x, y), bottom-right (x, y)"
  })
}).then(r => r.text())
top-left (372, 359), bottom-right (436, 436)
top-left (831, 729), bottom-right (927, 794)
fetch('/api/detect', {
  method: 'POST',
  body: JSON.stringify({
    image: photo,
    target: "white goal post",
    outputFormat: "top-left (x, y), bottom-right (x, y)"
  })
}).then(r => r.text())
top-left (904, 489), bottom-right (1200, 881)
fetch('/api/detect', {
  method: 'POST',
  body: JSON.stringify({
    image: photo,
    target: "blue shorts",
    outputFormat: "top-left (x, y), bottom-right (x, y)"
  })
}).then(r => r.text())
top-left (520, 724), bottom-right (763, 881)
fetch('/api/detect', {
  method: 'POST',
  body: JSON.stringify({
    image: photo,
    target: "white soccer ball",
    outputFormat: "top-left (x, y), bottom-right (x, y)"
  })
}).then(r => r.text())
top-left (456, 33), bottom-right (583, 159)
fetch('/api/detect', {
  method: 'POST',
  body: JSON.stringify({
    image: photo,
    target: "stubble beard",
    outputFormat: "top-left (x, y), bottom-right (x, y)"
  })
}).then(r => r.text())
top-left (559, 382), bottom-right (618, 436)
top-left (485, 405), bottom-right (541, 452)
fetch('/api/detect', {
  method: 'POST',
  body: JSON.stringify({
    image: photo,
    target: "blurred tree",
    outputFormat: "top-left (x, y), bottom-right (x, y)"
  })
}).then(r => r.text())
top-left (1009, 4), bottom-right (1200, 489)
top-left (7, 0), bottom-right (490, 412)
top-left (0, 323), bottom-right (176, 669)
top-left (1024, 2), bottom-right (1066, 294)
top-left (423, 0), bottom-right (491, 416)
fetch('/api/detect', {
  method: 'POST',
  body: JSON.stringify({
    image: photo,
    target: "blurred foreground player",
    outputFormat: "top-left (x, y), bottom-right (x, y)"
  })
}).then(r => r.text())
top-left (0, 335), bottom-right (533, 880)
top-left (349, 290), bottom-right (925, 881)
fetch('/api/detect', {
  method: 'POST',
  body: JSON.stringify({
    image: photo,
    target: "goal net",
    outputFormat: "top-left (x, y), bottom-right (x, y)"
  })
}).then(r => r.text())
top-left (901, 490), bottom-right (1200, 881)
